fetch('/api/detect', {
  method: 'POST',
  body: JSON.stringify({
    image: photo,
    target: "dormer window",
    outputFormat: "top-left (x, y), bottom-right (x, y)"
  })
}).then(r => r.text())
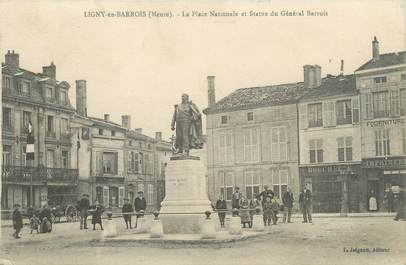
top-left (46, 86), bottom-right (53, 101)
top-left (221, 115), bottom-right (228, 124)
top-left (60, 90), bottom-right (67, 104)
top-left (98, 129), bottom-right (103, 135)
top-left (247, 112), bottom-right (254, 121)
top-left (374, 76), bottom-right (387, 84)
top-left (111, 130), bottom-right (116, 137)
top-left (22, 81), bottom-right (30, 96)
top-left (401, 74), bottom-right (406, 82)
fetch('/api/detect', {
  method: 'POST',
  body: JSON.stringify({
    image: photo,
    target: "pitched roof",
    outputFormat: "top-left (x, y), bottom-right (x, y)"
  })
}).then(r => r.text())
top-left (2, 64), bottom-right (75, 111)
top-left (87, 116), bottom-right (126, 130)
top-left (356, 51), bottom-right (406, 72)
top-left (203, 81), bottom-right (307, 114)
top-left (299, 74), bottom-right (357, 102)
top-left (126, 130), bottom-right (155, 141)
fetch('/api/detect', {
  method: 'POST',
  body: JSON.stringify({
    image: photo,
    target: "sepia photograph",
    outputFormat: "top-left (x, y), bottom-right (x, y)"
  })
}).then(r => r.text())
top-left (0, 0), bottom-right (405, 265)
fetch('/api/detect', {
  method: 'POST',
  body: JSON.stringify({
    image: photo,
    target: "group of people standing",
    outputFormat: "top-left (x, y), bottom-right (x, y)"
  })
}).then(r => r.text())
top-left (214, 185), bottom-right (300, 228)
top-left (12, 204), bottom-right (53, 239)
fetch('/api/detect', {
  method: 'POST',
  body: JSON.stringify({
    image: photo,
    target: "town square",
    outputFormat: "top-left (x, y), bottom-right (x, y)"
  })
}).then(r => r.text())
top-left (0, 1), bottom-right (405, 265)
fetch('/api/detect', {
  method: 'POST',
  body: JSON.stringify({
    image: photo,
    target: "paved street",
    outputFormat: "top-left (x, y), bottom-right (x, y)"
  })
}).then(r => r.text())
top-left (0, 217), bottom-right (404, 265)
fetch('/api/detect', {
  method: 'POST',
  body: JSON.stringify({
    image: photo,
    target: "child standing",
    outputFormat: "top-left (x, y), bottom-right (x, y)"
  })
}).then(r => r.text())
top-left (271, 197), bottom-right (280, 225)
top-left (29, 213), bottom-right (40, 234)
top-left (262, 196), bottom-right (272, 226)
top-left (12, 204), bottom-right (23, 239)
top-left (122, 198), bottom-right (133, 229)
top-left (90, 201), bottom-right (104, 230)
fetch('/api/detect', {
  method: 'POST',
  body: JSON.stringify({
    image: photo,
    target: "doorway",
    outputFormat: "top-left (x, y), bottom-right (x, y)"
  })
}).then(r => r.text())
top-left (367, 180), bottom-right (380, 211)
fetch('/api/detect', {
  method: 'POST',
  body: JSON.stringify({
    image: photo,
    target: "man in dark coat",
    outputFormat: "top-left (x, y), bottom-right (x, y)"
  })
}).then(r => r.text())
top-left (215, 195), bottom-right (227, 228)
top-left (122, 198), bottom-right (134, 229)
top-left (134, 191), bottom-right (147, 228)
top-left (12, 204), bottom-right (23, 239)
top-left (78, 194), bottom-right (90, 230)
top-left (302, 185), bottom-right (312, 223)
top-left (258, 185), bottom-right (274, 206)
top-left (282, 187), bottom-right (294, 223)
top-left (231, 187), bottom-right (242, 209)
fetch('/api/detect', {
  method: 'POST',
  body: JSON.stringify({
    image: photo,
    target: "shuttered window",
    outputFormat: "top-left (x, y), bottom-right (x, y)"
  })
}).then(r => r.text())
top-left (299, 104), bottom-right (308, 129)
top-left (243, 127), bottom-right (259, 162)
top-left (336, 100), bottom-right (352, 125)
top-left (352, 97), bottom-right (360, 124)
top-left (363, 94), bottom-right (373, 119)
top-left (219, 172), bottom-right (234, 201)
top-left (375, 129), bottom-right (390, 156)
top-left (271, 127), bottom-right (287, 161)
top-left (323, 101), bottom-right (335, 127)
top-left (308, 103), bottom-right (323, 127)
top-left (103, 186), bottom-right (109, 207)
top-left (337, 137), bottom-right (353, 161)
top-left (309, 139), bottom-right (323, 163)
top-left (373, 91), bottom-right (389, 118)
top-left (219, 131), bottom-right (233, 164)
top-left (244, 171), bottom-right (260, 200)
top-left (389, 90), bottom-right (400, 116)
top-left (400, 89), bottom-right (406, 116)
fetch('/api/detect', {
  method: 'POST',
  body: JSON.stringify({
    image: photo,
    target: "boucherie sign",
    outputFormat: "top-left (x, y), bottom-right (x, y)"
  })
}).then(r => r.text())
top-left (366, 118), bottom-right (405, 127)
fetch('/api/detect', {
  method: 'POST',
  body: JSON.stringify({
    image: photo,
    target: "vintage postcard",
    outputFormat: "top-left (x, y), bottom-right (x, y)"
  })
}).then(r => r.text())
top-left (0, 0), bottom-right (405, 265)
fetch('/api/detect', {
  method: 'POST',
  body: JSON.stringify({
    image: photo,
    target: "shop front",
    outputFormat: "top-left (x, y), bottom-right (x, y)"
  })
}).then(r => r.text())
top-left (361, 156), bottom-right (406, 212)
top-left (299, 163), bottom-right (362, 213)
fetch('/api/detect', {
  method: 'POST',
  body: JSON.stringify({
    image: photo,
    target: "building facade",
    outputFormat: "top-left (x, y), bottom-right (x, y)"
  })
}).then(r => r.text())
top-left (355, 37), bottom-right (406, 211)
top-left (298, 68), bottom-right (363, 213)
top-left (1, 51), bottom-right (78, 214)
top-left (72, 80), bottom-right (171, 212)
top-left (204, 76), bottom-right (306, 208)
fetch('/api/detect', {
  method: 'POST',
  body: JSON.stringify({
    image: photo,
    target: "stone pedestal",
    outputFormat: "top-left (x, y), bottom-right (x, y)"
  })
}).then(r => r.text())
top-left (150, 220), bottom-right (164, 238)
top-left (252, 215), bottom-right (265, 232)
top-left (201, 218), bottom-right (216, 239)
top-left (160, 157), bottom-right (212, 234)
top-left (103, 219), bottom-right (117, 238)
top-left (135, 217), bottom-right (149, 233)
top-left (228, 216), bottom-right (242, 235)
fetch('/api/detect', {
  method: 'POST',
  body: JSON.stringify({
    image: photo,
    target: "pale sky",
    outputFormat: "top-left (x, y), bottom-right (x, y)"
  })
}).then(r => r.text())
top-left (1, 0), bottom-right (405, 140)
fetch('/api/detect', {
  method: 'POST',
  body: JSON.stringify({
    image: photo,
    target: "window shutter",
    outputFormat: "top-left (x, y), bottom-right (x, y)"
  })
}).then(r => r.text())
top-left (103, 186), bottom-right (109, 207)
top-left (95, 152), bottom-right (102, 175)
top-left (323, 102), bottom-right (329, 127)
top-left (389, 90), bottom-right (400, 116)
top-left (299, 104), bottom-right (308, 129)
top-left (118, 186), bottom-right (125, 207)
top-left (262, 126), bottom-right (271, 161)
top-left (235, 128), bottom-right (244, 162)
top-left (352, 96), bottom-right (360, 124)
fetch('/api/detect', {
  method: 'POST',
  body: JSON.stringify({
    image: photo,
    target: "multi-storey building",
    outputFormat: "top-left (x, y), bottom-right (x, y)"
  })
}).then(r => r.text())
top-left (71, 80), bottom-right (171, 212)
top-left (298, 66), bottom-right (362, 213)
top-left (204, 75), bottom-right (307, 208)
top-left (355, 37), bottom-right (406, 211)
top-left (1, 51), bottom-right (78, 213)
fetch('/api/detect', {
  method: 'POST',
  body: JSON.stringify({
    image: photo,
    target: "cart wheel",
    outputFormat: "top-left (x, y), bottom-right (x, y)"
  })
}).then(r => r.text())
top-left (65, 205), bottom-right (78, 222)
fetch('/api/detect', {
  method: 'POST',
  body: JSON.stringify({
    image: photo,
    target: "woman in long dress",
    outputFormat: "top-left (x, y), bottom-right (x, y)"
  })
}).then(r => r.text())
top-left (369, 190), bottom-right (378, 211)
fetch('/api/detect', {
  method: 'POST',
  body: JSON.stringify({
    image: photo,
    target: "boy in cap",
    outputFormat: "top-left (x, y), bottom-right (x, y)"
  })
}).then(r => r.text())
top-left (134, 191), bottom-right (147, 228)
top-left (12, 204), bottom-right (23, 239)
top-left (122, 198), bottom-right (134, 229)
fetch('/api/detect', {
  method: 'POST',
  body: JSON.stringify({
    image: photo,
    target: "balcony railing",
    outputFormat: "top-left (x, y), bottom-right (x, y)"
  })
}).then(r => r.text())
top-left (1, 165), bottom-right (78, 185)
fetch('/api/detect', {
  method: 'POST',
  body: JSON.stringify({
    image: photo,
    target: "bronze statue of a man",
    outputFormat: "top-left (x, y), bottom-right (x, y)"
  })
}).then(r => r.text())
top-left (171, 93), bottom-right (203, 156)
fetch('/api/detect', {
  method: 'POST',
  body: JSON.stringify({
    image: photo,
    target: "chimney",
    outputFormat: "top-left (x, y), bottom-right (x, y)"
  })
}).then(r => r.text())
top-left (104, 114), bottom-right (110, 122)
top-left (313, 65), bottom-right (321, 87)
top-left (5, 50), bottom-right (19, 68)
top-left (372, 36), bottom-right (380, 61)
top-left (340, 60), bottom-right (344, 75)
top-left (134, 128), bottom-right (143, 134)
top-left (303, 65), bottom-right (321, 89)
top-left (207, 76), bottom-right (216, 108)
top-left (42, 61), bottom-right (56, 79)
top-left (155, 132), bottom-right (162, 141)
top-left (75, 80), bottom-right (87, 117)
top-left (121, 115), bottom-right (131, 130)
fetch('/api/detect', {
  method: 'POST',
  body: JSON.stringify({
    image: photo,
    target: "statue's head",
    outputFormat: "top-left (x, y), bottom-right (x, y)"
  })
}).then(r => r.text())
top-left (181, 93), bottom-right (189, 103)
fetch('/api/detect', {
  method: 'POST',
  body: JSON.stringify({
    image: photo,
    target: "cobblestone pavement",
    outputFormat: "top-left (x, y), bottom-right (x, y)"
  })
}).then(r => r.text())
top-left (0, 217), bottom-right (404, 265)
